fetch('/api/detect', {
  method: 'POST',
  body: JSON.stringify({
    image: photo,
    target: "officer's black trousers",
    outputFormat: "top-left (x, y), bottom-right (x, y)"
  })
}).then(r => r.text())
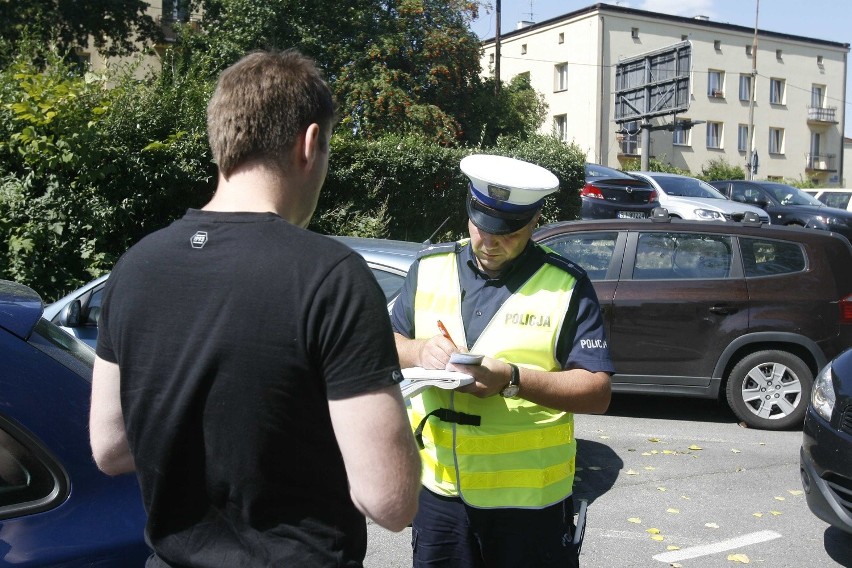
top-left (411, 488), bottom-right (580, 568)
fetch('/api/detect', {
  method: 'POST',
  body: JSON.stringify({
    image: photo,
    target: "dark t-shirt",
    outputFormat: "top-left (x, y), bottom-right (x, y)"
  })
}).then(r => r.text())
top-left (97, 210), bottom-right (402, 567)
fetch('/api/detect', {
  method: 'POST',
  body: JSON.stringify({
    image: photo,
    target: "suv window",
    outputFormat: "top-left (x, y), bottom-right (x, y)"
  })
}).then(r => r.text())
top-left (634, 232), bottom-right (732, 279)
top-left (543, 232), bottom-right (618, 280)
top-left (741, 237), bottom-right (806, 276)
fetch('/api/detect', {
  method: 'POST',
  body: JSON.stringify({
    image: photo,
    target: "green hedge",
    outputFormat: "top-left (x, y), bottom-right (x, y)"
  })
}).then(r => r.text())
top-left (0, 55), bottom-right (586, 301)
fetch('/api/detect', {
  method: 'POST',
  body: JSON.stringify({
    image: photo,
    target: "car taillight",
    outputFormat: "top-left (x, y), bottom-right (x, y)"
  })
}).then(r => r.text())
top-left (649, 189), bottom-right (659, 203)
top-left (841, 294), bottom-right (852, 324)
top-left (580, 183), bottom-right (605, 200)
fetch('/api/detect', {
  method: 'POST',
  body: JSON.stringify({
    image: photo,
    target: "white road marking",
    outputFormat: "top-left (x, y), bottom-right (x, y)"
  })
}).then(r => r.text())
top-left (653, 530), bottom-right (782, 563)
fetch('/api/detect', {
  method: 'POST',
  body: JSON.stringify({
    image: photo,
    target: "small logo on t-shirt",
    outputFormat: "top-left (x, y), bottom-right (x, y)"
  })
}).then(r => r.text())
top-left (190, 231), bottom-right (208, 249)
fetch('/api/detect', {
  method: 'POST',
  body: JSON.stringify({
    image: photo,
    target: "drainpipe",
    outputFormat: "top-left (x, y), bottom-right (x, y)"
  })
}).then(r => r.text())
top-left (598, 14), bottom-right (605, 164)
top-left (746, 0), bottom-right (759, 180)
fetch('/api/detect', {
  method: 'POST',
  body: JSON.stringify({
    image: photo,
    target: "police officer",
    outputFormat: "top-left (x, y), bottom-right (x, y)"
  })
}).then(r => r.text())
top-left (391, 154), bottom-right (614, 568)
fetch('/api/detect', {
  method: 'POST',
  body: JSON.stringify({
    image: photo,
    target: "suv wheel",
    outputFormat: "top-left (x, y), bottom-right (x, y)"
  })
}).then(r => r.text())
top-left (725, 350), bottom-right (812, 430)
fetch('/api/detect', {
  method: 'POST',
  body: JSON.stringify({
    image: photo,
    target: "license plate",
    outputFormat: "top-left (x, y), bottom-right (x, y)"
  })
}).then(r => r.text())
top-left (617, 211), bottom-right (645, 219)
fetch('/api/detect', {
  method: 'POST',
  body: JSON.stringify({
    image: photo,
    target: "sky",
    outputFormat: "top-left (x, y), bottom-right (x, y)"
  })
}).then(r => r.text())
top-left (471, 0), bottom-right (852, 136)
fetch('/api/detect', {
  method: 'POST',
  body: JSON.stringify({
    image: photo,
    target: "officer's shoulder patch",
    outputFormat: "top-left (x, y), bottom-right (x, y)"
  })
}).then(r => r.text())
top-left (539, 246), bottom-right (588, 279)
top-left (417, 241), bottom-right (460, 259)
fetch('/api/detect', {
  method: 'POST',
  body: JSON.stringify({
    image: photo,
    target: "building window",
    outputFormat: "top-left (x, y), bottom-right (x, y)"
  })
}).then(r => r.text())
top-left (770, 78), bottom-right (785, 104)
top-left (738, 124), bottom-right (750, 152)
top-left (738, 74), bottom-right (752, 101)
top-left (745, 45), bottom-right (752, 57)
top-left (521, 44), bottom-right (527, 55)
top-left (554, 63), bottom-right (568, 92)
top-left (631, 27), bottom-right (639, 39)
top-left (776, 49), bottom-right (783, 60)
top-left (489, 53), bottom-right (495, 64)
top-left (769, 127), bottom-right (784, 154)
top-left (817, 55), bottom-right (824, 66)
top-left (706, 122), bottom-right (722, 149)
top-left (620, 121), bottom-right (640, 155)
top-left (558, 32), bottom-right (564, 44)
top-left (708, 70), bottom-right (724, 97)
top-left (673, 118), bottom-right (690, 146)
top-left (811, 85), bottom-right (824, 107)
top-left (554, 115), bottom-right (568, 142)
top-left (714, 40), bottom-right (721, 51)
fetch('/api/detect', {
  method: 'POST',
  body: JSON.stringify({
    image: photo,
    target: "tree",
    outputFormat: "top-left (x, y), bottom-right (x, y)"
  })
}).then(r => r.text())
top-left (0, 0), bottom-right (161, 65)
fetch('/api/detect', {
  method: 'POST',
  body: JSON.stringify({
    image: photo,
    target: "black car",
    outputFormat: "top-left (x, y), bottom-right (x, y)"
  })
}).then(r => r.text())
top-left (801, 348), bottom-right (852, 534)
top-left (580, 163), bottom-right (659, 220)
top-left (534, 214), bottom-right (852, 430)
top-left (710, 180), bottom-right (852, 242)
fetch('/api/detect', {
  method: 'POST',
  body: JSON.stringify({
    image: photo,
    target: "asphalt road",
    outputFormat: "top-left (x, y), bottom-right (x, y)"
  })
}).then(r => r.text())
top-left (364, 394), bottom-right (852, 567)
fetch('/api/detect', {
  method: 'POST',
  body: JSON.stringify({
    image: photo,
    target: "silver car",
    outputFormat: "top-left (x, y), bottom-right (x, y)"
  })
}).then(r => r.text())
top-left (44, 236), bottom-right (422, 348)
top-left (629, 172), bottom-right (771, 224)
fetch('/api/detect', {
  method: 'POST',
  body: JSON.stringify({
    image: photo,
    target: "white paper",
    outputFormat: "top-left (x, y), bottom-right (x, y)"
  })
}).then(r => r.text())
top-left (400, 368), bottom-right (474, 399)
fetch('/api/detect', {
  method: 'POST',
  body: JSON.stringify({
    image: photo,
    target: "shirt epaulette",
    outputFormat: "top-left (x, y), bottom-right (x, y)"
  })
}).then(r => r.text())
top-left (417, 241), bottom-right (462, 259)
top-left (541, 248), bottom-right (588, 280)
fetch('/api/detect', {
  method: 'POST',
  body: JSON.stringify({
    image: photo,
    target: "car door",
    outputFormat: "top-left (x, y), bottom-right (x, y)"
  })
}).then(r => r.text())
top-left (608, 229), bottom-right (749, 396)
top-left (728, 181), bottom-right (792, 225)
top-left (536, 230), bottom-right (625, 346)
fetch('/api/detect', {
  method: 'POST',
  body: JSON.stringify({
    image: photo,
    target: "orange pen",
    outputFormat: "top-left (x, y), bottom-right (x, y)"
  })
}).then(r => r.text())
top-left (437, 320), bottom-right (456, 347)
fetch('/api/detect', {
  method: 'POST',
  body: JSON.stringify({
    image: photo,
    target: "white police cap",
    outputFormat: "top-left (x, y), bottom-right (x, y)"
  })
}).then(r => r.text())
top-left (460, 154), bottom-right (559, 235)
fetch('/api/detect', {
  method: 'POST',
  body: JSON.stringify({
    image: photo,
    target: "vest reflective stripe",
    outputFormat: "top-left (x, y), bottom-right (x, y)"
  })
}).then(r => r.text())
top-left (410, 241), bottom-right (579, 508)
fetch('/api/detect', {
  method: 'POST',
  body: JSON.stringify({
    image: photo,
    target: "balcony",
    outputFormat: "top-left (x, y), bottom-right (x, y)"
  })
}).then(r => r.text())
top-left (805, 153), bottom-right (836, 172)
top-left (807, 106), bottom-right (838, 124)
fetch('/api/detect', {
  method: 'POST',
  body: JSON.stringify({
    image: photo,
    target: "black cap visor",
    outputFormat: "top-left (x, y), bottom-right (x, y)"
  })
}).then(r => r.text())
top-left (466, 193), bottom-right (538, 235)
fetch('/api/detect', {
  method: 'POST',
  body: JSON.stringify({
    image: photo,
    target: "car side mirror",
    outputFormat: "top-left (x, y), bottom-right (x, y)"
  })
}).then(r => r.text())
top-left (58, 300), bottom-right (82, 328)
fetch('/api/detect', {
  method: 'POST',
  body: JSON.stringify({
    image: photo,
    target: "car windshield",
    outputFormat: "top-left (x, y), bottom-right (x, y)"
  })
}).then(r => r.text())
top-left (650, 176), bottom-right (726, 199)
top-left (586, 164), bottom-right (636, 181)
top-left (761, 183), bottom-right (823, 206)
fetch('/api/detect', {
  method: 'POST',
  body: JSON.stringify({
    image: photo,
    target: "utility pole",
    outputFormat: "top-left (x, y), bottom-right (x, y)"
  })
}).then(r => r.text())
top-left (746, 0), bottom-right (759, 180)
top-left (495, 0), bottom-right (501, 94)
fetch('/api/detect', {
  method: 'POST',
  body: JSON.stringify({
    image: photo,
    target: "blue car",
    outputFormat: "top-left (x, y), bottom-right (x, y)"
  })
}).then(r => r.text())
top-left (801, 347), bottom-right (852, 535)
top-left (0, 280), bottom-right (149, 565)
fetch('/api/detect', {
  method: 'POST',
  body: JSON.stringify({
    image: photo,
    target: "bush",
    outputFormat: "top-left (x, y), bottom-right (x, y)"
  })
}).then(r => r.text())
top-left (315, 133), bottom-right (586, 244)
top-left (699, 158), bottom-right (745, 182)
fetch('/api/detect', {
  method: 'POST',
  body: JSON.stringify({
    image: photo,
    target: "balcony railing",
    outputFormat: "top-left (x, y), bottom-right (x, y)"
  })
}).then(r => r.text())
top-left (807, 106), bottom-right (838, 124)
top-left (805, 153), bottom-right (836, 172)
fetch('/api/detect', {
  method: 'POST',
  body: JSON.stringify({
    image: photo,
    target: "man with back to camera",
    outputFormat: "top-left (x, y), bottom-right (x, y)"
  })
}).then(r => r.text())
top-left (88, 49), bottom-right (422, 567)
top-left (391, 154), bottom-right (614, 567)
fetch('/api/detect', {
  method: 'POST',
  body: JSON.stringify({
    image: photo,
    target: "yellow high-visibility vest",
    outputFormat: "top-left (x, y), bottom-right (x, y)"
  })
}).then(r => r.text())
top-left (410, 240), bottom-right (578, 508)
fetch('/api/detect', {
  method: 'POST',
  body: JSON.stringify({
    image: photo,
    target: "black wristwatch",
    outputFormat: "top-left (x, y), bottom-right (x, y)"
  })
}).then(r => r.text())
top-left (501, 363), bottom-right (520, 398)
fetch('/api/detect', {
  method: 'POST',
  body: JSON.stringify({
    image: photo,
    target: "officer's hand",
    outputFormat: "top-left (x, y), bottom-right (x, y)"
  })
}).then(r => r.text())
top-left (451, 358), bottom-right (513, 398)
top-left (417, 335), bottom-right (457, 369)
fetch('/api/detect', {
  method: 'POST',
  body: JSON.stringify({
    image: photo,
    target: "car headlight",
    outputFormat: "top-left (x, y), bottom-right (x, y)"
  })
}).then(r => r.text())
top-left (811, 363), bottom-right (836, 421)
top-left (813, 215), bottom-right (845, 227)
top-left (694, 209), bottom-right (723, 221)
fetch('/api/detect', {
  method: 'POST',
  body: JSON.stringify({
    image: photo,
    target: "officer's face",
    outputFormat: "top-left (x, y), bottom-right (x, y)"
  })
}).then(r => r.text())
top-left (468, 213), bottom-right (540, 277)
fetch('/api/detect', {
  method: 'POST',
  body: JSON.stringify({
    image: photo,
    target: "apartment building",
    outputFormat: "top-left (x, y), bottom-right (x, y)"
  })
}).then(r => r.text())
top-left (79, 0), bottom-right (196, 75)
top-left (481, 3), bottom-right (850, 185)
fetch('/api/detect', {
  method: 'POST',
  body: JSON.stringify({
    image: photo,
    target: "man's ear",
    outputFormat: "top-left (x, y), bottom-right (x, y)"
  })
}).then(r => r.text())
top-left (301, 123), bottom-right (321, 167)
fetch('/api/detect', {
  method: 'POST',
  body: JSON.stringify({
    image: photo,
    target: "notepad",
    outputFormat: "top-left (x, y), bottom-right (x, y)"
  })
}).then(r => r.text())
top-left (400, 368), bottom-right (474, 399)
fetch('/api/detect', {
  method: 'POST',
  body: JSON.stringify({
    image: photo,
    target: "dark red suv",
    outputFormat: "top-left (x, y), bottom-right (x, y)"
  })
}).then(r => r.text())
top-left (534, 213), bottom-right (852, 430)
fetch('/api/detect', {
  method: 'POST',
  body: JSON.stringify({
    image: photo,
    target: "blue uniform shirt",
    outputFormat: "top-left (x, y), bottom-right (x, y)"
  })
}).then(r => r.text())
top-left (390, 240), bottom-right (615, 374)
